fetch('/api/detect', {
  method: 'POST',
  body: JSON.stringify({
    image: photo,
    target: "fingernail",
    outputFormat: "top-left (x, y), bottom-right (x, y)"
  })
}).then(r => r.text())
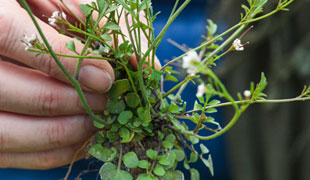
top-left (79, 65), bottom-right (112, 93)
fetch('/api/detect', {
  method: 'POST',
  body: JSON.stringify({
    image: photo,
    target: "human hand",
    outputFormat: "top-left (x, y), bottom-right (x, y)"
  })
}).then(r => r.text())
top-left (0, 0), bottom-right (115, 169)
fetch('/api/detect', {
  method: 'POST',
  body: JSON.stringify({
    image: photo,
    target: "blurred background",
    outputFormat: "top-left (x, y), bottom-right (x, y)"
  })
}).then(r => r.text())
top-left (0, 0), bottom-right (309, 179)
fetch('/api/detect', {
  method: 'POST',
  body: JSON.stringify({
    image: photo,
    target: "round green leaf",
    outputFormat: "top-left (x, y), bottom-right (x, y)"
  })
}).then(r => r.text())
top-left (153, 165), bottom-right (166, 176)
top-left (190, 168), bottom-right (200, 180)
top-left (99, 162), bottom-right (116, 180)
top-left (138, 160), bottom-right (150, 169)
top-left (146, 149), bottom-right (157, 160)
top-left (88, 144), bottom-right (117, 162)
top-left (158, 155), bottom-right (170, 166)
top-left (119, 127), bottom-right (130, 142)
top-left (137, 174), bottom-right (158, 180)
top-left (172, 149), bottom-right (185, 162)
top-left (117, 111), bottom-right (133, 125)
top-left (162, 140), bottom-right (173, 149)
top-left (107, 99), bottom-right (125, 114)
top-left (125, 93), bottom-right (140, 108)
top-left (123, 152), bottom-right (139, 168)
top-left (161, 170), bottom-right (184, 180)
top-left (165, 134), bottom-right (176, 143)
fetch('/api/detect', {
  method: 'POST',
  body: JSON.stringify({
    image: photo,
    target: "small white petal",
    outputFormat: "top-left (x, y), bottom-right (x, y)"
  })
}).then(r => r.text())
top-left (61, 12), bottom-right (67, 19)
top-left (233, 38), bottom-right (244, 51)
top-left (196, 84), bottom-right (206, 97)
top-left (243, 90), bottom-right (251, 98)
top-left (51, 11), bottom-right (60, 18)
top-left (182, 50), bottom-right (201, 75)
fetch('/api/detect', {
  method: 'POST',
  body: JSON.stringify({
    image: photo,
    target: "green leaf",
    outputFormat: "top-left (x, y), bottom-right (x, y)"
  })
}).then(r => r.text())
top-left (190, 136), bottom-right (199, 144)
top-left (117, 111), bottom-right (133, 125)
top-left (164, 74), bottom-right (178, 82)
top-left (153, 165), bottom-right (166, 176)
top-left (107, 131), bottom-right (118, 142)
top-left (172, 149), bottom-right (185, 162)
top-left (101, 33), bottom-right (112, 41)
top-left (123, 152), bottom-right (139, 168)
top-left (138, 160), bottom-right (150, 169)
top-left (125, 93), bottom-right (140, 108)
top-left (99, 163), bottom-right (133, 180)
top-left (165, 134), bottom-right (176, 143)
top-left (252, 72), bottom-right (268, 100)
top-left (93, 120), bottom-right (105, 129)
top-left (119, 127), bottom-right (131, 143)
top-left (106, 99), bottom-right (125, 114)
top-left (107, 79), bottom-right (130, 99)
top-left (189, 152), bottom-right (198, 163)
top-left (158, 155), bottom-right (170, 166)
top-left (115, 170), bottom-right (133, 180)
top-left (201, 154), bottom-right (214, 176)
top-left (96, 0), bottom-right (107, 15)
top-left (161, 170), bottom-right (184, 180)
top-left (190, 168), bottom-right (200, 180)
top-left (99, 163), bottom-right (116, 180)
top-left (137, 106), bottom-right (151, 123)
top-left (208, 99), bottom-right (220, 106)
top-left (65, 41), bottom-right (77, 54)
top-left (146, 149), bottom-right (157, 160)
top-left (79, 4), bottom-right (92, 17)
top-left (88, 144), bottom-right (117, 162)
top-left (162, 140), bottom-right (173, 149)
top-left (200, 144), bottom-right (209, 154)
top-left (151, 69), bottom-right (163, 81)
top-left (116, 0), bottom-right (135, 17)
top-left (206, 19), bottom-right (217, 36)
top-left (103, 22), bottom-right (121, 31)
top-left (137, 174), bottom-right (158, 180)
top-left (168, 103), bottom-right (181, 113)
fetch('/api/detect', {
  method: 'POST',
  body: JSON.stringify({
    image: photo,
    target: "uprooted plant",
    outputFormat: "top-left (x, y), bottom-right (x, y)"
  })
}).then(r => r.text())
top-left (19, 0), bottom-right (309, 179)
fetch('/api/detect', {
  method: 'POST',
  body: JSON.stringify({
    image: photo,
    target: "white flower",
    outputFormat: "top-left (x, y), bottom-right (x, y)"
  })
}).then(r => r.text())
top-left (243, 90), bottom-right (251, 98)
top-left (233, 38), bottom-right (244, 51)
top-left (48, 11), bottom-right (66, 26)
top-left (182, 51), bottom-right (201, 75)
top-left (196, 84), bottom-right (206, 97)
top-left (23, 33), bottom-right (37, 50)
top-left (61, 12), bottom-right (67, 19)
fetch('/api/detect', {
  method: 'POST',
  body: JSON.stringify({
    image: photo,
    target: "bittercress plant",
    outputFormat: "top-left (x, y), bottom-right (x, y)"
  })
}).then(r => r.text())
top-left (19, 0), bottom-right (309, 179)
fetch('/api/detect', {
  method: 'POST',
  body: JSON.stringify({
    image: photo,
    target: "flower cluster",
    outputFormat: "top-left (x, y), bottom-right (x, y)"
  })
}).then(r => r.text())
top-left (182, 50), bottom-right (201, 75)
top-left (196, 84), bottom-right (206, 97)
top-left (232, 38), bottom-right (244, 51)
top-left (22, 33), bottom-right (37, 50)
top-left (48, 11), bottom-right (67, 27)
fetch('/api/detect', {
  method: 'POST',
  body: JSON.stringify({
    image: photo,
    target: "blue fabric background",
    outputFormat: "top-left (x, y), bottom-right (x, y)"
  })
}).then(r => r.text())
top-left (0, 0), bottom-right (232, 179)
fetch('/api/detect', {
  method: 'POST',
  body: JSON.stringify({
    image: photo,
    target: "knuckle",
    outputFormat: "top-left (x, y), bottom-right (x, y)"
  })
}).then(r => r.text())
top-left (36, 88), bottom-right (61, 115)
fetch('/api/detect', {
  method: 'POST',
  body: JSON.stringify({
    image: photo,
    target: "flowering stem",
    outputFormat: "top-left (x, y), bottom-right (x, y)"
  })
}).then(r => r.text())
top-left (163, 75), bottom-right (198, 98)
top-left (19, 0), bottom-right (110, 124)
top-left (185, 96), bottom-right (310, 114)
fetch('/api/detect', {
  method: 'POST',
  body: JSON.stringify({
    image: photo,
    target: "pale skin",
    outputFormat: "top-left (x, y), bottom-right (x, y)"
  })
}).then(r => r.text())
top-left (0, 0), bottom-right (159, 169)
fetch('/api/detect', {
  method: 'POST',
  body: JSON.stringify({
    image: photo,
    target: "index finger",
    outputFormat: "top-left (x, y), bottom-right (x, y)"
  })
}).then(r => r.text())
top-left (0, 1), bottom-right (114, 93)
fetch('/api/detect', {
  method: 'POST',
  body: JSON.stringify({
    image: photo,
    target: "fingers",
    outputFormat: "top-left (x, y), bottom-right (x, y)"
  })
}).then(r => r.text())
top-left (28, 0), bottom-right (162, 70)
top-left (0, 1), bottom-right (114, 93)
top-left (0, 143), bottom-right (86, 169)
top-left (0, 111), bottom-right (96, 152)
top-left (0, 60), bottom-right (107, 116)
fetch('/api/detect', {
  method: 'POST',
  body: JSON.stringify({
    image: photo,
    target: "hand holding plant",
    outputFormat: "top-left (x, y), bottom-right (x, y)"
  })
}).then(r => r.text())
top-left (17, 0), bottom-right (309, 179)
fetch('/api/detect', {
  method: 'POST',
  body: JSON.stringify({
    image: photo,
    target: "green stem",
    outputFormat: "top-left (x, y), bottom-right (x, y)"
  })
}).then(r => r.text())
top-left (163, 75), bottom-right (197, 98)
top-left (20, 0), bottom-right (110, 124)
top-left (185, 96), bottom-right (310, 114)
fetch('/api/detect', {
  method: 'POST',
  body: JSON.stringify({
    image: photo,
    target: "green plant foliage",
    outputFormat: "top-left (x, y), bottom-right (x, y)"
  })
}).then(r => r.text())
top-left (20, 0), bottom-right (308, 179)
top-left (88, 144), bottom-right (117, 162)
top-left (123, 152), bottom-right (139, 168)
